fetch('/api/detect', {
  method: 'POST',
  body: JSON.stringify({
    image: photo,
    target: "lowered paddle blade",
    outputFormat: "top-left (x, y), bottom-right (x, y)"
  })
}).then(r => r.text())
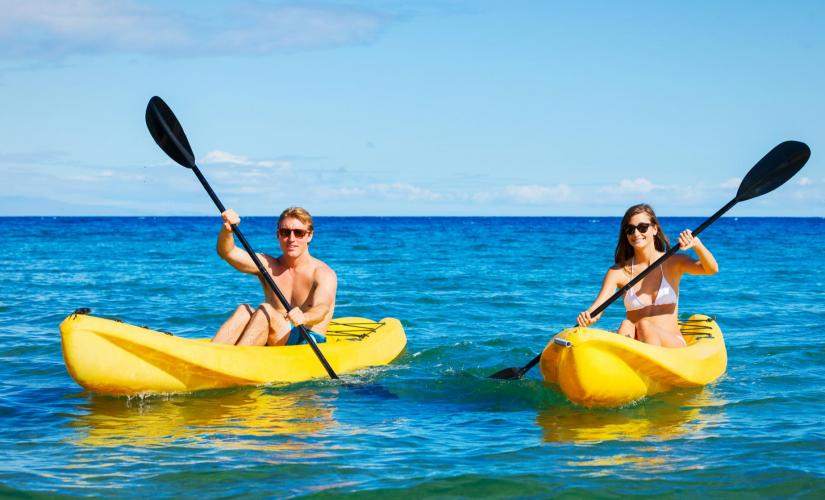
top-left (737, 141), bottom-right (810, 202)
top-left (489, 367), bottom-right (523, 380)
top-left (145, 96), bottom-right (196, 169)
top-left (490, 353), bottom-right (540, 380)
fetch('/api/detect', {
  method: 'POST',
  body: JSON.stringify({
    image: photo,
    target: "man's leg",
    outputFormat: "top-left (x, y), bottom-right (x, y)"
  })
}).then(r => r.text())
top-left (236, 303), bottom-right (291, 346)
top-left (212, 304), bottom-right (254, 344)
top-left (266, 307), bottom-right (295, 346)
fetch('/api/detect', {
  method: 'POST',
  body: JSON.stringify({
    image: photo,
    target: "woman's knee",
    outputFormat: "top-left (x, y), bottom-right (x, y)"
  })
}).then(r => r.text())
top-left (617, 320), bottom-right (635, 338)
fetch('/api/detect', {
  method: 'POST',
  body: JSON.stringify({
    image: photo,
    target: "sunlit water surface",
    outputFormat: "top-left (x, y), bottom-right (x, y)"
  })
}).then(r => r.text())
top-left (1, 217), bottom-right (823, 497)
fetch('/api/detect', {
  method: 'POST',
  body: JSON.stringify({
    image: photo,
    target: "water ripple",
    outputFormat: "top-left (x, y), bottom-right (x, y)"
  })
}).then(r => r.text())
top-left (0, 217), bottom-right (823, 497)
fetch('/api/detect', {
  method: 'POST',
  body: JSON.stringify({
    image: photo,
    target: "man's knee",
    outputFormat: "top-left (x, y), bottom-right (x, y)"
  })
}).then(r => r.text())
top-left (257, 303), bottom-right (286, 330)
top-left (255, 303), bottom-right (277, 316)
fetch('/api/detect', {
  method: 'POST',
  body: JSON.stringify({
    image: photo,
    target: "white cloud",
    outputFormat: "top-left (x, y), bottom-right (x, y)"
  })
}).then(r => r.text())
top-left (617, 177), bottom-right (656, 193)
top-left (789, 185), bottom-right (825, 205)
top-left (503, 184), bottom-right (573, 203)
top-left (598, 177), bottom-right (664, 197)
top-left (322, 182), bottom-right (442, 201)
top-left (6, 151), bottom-right (821, 215)
top-left (591, 177), bottom-right (724, 209)
top-left (0, 0), bottom-right (388, 60)
top-left (61, 168), bottom-right (142, 183)
top-left (367, 182), bottom-right (443, 201)
top-left (215, 4), bottom-right (385, 53)
top-left (0, 0), bottom-right (187, 58)
top-left (719, 177), bottom-right (741, 189)
top-left (201, 150), bottom-right (292, 171)
top-left (468, 184), bottom-right (574, 205)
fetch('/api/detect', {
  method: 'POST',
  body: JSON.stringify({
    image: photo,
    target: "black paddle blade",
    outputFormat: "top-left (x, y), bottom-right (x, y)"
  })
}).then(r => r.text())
top-left (737, 141), bottom-right (810, 202)
top-left (489, 367), bottom-right (524, 380)
top-left (145, 96), bottom-right (196, 169)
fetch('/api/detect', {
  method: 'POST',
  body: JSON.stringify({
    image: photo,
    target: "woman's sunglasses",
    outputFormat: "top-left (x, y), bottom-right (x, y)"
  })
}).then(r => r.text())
top-left (624, 222), bottom-right (652, 235)
top-left (278, 228), bottom-right (309, 238)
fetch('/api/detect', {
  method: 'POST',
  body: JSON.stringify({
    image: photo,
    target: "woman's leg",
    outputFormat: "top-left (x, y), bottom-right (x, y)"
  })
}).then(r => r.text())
top-left (635, 318), bottom-right (685, 348)
top-left (212, 304), bottom-right (254, 344)
top-left (617, 319), bottom-right (636, 339)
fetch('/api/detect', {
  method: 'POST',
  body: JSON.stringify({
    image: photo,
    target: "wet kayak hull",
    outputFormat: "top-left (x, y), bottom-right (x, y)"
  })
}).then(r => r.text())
top-left (539, 314), bottom-right (727, 407)
top-left (60, 313), bottom-right (407, 396)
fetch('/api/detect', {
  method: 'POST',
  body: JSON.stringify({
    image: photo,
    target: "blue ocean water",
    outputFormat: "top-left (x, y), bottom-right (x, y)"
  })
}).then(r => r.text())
top-left (1, 216), bottom-right (823, 497)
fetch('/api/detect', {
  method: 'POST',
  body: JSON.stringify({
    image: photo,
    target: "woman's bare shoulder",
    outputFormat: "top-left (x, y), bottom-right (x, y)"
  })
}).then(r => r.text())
top-left (668, 253), bottom-right (696, 272)
top-left (606, 261), bottom-right (631, 286)
top-left (608, 260), bottom-right (631, 274)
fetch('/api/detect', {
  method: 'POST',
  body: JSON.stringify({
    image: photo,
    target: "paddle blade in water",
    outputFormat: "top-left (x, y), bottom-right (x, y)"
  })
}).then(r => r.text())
top-left (489, 367), bottom-right (523, 380)
top-left (145, 96), bottom-right (196, 169)
top-left (737, 141), bottom-right (810, 202)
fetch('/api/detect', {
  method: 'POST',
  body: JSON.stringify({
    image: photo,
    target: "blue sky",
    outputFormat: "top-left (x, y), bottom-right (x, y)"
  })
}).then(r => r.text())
top-left (1, 0), bottom-right (822, 216)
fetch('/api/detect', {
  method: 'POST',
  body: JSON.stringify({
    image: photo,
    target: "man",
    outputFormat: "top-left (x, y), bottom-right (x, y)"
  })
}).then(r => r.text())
top-left (211, 207), bottom-right (337, 346)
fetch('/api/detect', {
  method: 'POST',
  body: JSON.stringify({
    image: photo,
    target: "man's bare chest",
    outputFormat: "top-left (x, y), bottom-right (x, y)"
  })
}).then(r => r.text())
top-left (260, 267), bottom-right (315, 307)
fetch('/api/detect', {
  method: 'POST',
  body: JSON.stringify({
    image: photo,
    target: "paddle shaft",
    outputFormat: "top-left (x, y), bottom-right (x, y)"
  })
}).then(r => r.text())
top-left (192, 166), bottom-right (339, 379)
top-left (516, 197), bottom-right (738, 376)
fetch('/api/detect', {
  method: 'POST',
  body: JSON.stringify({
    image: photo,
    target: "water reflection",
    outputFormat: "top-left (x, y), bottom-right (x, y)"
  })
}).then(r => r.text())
top-left (537, 387), bottom-right (727, 444)
top-left (66, 387), bottom-right (336, 454)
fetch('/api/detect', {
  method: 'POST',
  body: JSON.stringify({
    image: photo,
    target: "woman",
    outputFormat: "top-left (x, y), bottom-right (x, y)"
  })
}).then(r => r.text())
top-left (577, 204), bottom-right (719, 347)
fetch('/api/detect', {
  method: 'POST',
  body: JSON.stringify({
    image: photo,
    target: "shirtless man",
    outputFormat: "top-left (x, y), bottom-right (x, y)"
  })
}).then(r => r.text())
top-left (211, 207), bottom-right (337, 346)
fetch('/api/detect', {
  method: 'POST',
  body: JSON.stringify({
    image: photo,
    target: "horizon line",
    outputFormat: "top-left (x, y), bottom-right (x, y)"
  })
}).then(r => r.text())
top-left (2, 214), bottom-right (823, 219)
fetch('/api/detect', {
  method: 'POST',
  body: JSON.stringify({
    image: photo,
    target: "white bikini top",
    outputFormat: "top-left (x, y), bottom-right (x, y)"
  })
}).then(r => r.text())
top-left (623, 257), bottom-right (678, 311)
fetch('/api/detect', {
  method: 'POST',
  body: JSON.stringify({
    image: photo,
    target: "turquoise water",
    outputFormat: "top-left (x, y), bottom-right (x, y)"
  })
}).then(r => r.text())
top-left (1, 216), bottom-right (823, 497)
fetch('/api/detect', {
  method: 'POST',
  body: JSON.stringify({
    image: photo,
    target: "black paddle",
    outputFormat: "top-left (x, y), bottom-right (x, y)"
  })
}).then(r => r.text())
top-left (145, 96), bottom-right (339, 380)
top-left (490, 140), bottom-right (811, 380)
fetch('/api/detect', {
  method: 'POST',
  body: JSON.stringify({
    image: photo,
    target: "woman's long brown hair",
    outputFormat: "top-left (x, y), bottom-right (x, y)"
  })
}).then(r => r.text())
top-left (614, 204), bottom-right (671, 265)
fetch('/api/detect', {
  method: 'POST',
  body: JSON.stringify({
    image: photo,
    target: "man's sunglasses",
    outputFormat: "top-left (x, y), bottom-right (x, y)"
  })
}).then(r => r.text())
top-left (278, 228), bottom-right (309, 238)
top-left (624, 222), bottom-right (651, 235)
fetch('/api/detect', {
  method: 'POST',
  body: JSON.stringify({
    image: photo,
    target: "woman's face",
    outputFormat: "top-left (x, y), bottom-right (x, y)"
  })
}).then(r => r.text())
top-left (624, 212), bottom-right (658, 250)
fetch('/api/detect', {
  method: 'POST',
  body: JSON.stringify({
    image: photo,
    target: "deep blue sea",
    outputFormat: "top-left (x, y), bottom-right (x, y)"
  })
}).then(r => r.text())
top-left (1, 216), bottom-right (823, 498)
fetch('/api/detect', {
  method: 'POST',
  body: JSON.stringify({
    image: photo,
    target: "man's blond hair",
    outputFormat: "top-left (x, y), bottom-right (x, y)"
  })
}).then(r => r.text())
top-left (278, 207), bottom-right (314, 233)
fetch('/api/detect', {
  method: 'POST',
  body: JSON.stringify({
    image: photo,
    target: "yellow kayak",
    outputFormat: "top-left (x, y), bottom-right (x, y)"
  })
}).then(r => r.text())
top-left (539, 314), bottom-right (727, 407)
top-left (60, 311), bottom-right (407, 396)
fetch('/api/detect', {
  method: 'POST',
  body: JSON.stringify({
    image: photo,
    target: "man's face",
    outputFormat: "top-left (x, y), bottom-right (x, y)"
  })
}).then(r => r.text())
top-left (277, 217), bottom-right (313, 257)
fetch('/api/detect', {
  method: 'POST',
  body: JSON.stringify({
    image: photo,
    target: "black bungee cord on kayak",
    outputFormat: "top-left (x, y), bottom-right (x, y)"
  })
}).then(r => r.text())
top-left (326, 320), bottom-right (386, 340)
top-left (678, 317), bottom-right (716, 340)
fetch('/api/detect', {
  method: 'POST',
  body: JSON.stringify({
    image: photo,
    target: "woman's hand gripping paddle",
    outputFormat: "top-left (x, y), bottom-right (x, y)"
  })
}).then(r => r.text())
top-left (145, 96), bottom-right (339, 380)
top-left (489, 141), bottom-right (811, 380)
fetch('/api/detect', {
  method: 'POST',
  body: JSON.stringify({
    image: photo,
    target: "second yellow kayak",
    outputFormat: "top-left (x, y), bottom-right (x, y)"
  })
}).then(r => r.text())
top-left (60, 311), bottom-right (407, 396)
top-left (539, 314), bottom-right (727, 407)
